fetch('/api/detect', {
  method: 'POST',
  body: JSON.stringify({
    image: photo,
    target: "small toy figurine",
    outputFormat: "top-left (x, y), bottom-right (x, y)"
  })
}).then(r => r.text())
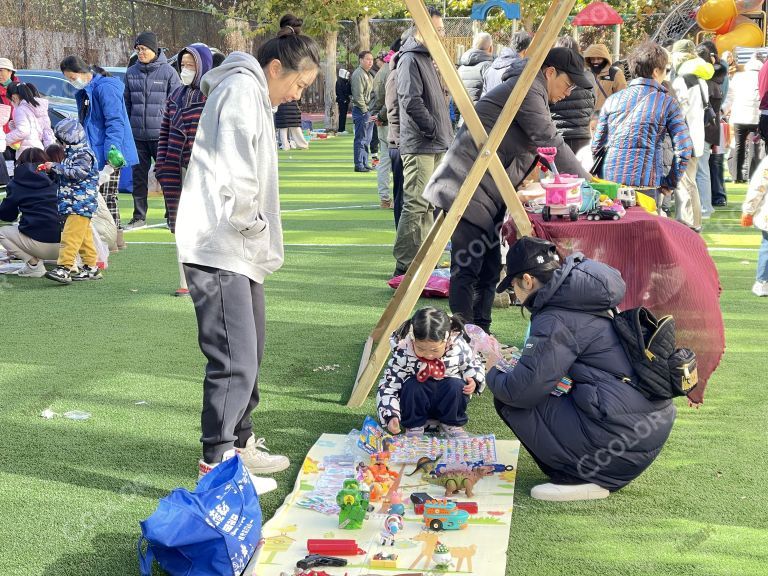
top-left (432, 542), bottom-right (453, 569)
top-left (406, 453), bottom-right (442, 476)
top-left (586, 197), bottom-right (626, 221)
top-left (388, 490), bottom-right (406, 515)
top-left (336, 479), bottom-right (370, 530)
top-left (371, 551), bottom-right (398, 568)
top-left (380, 513), bottom-right (404, 546)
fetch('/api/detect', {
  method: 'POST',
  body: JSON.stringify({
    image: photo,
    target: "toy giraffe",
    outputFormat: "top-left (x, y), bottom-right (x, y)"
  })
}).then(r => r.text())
top-left (409, 530), bottom-right (441, 569)
top-left (450, 543), bottom-right (478, 572)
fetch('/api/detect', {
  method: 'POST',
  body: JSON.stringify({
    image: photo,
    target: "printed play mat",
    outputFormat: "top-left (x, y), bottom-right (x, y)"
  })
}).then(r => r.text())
top-left (250, 432), bottom-right (520, 575)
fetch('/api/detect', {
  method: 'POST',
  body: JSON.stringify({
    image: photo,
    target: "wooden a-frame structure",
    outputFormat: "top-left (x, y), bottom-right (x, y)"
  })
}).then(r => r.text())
top-left (347, 0), bottom-right (577, 407)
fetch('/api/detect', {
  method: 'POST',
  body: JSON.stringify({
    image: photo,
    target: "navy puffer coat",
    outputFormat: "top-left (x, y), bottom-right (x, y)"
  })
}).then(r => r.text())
top-left (550, 82), bottom-right (595, 142)
top-left (124, 51), bottom-right (181, 141)
top-left (487, 254), bottom-right (676, 491)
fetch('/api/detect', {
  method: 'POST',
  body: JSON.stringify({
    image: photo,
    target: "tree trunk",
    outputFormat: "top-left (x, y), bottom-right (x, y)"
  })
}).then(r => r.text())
top-left (223, 17), bottom-right (249, 53)
top-left (324, 30), bottom-right (339, 132)
top-left (357, 14), bottom-right (371, 52)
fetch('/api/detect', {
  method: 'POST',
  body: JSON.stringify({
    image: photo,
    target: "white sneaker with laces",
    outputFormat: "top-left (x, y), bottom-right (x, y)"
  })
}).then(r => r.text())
top-left (752, 281), bottom-right (768, 297)
top-left (197, 449), bottom-right (278, 494)
top-left (16, 260), bottom-right (46, 277)
top-left (236, 436), bottom-right (289, 475)
top-left (530, 482), bottom-right (610, 502)
top-left (439, 423), bottom-right (469, 437)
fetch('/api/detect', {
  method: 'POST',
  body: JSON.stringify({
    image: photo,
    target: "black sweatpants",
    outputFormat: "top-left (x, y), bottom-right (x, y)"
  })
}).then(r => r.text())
top-left (132, 139), bottom-right (158, 221)
top-left (184, 264), bottom-right (265, 463)
top-left (449, 218), bottom-right (502, 334)
top-left (400, 376), bottom-right (468, 428)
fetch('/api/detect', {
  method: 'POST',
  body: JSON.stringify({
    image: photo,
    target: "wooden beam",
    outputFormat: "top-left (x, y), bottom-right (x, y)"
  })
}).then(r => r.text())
top-left (347, 0), bottom-right (577, 407)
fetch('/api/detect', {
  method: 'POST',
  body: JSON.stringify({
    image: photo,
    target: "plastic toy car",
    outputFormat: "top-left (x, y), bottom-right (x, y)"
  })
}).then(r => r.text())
top-left (296, 554), bottom-right (348, 570)
top-left (616, 186), bottom-right (637, 208)
top-left (587, 200), bottom-right (626, 220)
top-left (422, 499), bottom-right (470, 530)
top-left (541, 175), bottom-right (584, 222)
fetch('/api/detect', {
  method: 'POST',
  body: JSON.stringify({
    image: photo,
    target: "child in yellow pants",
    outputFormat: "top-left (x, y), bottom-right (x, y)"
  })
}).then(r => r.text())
top-left (42, 118), bottom-right (101, 284)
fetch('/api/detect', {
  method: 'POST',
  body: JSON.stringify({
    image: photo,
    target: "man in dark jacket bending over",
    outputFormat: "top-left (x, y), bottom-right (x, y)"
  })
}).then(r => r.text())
top-left (424, 47), bottom-right (592, 334)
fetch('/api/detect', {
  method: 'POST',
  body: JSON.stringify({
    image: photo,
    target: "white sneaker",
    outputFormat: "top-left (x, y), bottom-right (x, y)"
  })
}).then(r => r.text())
top-left (752, 281), bottom-right (768, 297)
top-left (439, 423), bottom-right (469, 438)
top-left (530, 482), bottom-right (610, 502)
top-left (236, 436), bottom-right (290, 475)
top-left (16, 260), bottom-right (46, 277)
top-left (198, 449), bottom-right (278, 495)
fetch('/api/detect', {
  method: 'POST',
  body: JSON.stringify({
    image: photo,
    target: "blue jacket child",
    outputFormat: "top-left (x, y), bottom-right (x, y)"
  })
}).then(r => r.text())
top-left (49, 119), bottom-right (99, 219)
top-left (43, 118), bottom-right (103, 284)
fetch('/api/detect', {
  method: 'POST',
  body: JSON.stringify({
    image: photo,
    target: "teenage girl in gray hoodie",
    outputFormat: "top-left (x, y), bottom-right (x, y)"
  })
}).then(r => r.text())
top-left (175, 14), bottom-right (320, 482)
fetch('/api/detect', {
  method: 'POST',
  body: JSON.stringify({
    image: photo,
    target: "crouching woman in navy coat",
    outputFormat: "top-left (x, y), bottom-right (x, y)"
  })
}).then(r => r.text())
top-left (486, 237), bottom-right (676, 501)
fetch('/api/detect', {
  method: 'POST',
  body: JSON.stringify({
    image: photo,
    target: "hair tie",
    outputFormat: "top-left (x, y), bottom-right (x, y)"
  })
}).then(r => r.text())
top-left (286, 25), bottom-right (295, 34)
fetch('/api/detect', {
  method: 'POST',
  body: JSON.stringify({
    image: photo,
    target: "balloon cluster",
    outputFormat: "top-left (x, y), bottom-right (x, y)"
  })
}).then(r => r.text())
top-left (696, 0), bottom-right (764, 54)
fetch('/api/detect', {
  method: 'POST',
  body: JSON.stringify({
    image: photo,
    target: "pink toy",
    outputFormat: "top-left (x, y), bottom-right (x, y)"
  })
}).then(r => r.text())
top-left (537, 146), bottom-right (562, 182)
top-left (537, 146), bottom-right (583, 221)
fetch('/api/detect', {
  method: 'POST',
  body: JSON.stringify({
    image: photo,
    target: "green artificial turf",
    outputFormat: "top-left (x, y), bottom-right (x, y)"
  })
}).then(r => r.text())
top-left (0, 135), bottom-right (766, 575)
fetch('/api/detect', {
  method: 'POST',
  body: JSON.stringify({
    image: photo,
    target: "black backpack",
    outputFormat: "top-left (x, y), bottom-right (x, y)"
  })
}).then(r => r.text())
top-left (608, 307), bottom-right (698, 401)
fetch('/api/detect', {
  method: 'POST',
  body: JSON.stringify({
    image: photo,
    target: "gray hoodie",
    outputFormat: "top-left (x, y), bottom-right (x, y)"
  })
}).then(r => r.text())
top-left (175, 52), bottom-right (283, 283)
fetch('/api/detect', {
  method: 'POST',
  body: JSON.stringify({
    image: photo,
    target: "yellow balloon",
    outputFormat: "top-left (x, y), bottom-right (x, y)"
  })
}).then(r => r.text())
top-left (715, 21), bottom-right (765, 54)
top-left (697, 0), bottom-right (738, 31)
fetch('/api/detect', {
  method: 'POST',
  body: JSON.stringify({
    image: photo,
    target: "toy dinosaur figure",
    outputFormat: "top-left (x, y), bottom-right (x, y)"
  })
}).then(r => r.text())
top-left (406, 453), bottom-right (443, 477)
top-left (425, 465), bottom-right (493, 498)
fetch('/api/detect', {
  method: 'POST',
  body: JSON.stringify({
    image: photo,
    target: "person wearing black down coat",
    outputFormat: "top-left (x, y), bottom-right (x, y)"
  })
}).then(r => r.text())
top-left (274, 100), bottom-right (308, 150)
top-left (124, 31), bottom-right (181, 228)
top-left (485, 238), bottom-right (677, 501)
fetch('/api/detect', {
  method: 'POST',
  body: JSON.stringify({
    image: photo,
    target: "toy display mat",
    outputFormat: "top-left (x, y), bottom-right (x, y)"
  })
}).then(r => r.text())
top-left (251, 433), bottom-right (521, 575)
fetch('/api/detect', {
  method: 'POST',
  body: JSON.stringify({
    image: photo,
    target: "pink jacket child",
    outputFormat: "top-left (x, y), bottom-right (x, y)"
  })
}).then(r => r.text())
top-left (29, 97), bottom-right (55, 147)
top-left (6, 100), bottom-right (43, 153)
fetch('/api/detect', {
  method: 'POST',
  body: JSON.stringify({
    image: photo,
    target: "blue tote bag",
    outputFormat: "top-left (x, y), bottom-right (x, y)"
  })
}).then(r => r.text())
top-left (138, 455), bottom-right (262, 576)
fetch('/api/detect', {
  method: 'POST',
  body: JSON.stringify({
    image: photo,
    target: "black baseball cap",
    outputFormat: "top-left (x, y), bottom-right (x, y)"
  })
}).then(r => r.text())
top-left (543, 47), bottom-right (592, 89)
top-left (496, 237), bottom-right (561, 293)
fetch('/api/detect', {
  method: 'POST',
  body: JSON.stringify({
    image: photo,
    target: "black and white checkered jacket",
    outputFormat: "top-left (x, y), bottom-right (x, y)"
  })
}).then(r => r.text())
top-left (376, 332), bottom-right (485, 425)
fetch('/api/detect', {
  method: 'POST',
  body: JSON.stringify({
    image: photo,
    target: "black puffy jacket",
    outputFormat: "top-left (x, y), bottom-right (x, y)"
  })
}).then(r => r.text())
top-left (274, 101), bottom-right (302, 129)
top-left (550, 82), bottom-right (595, 142)
top-left (124, 51), bottom-right (181, 141)
top-left (487, 255), bottom-right (676, 491)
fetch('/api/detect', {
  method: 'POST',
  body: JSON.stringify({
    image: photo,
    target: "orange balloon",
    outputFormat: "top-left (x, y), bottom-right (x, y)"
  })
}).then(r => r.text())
top-left (697, 0), bottom-right (738, 31)
top-left (716, 17), bottom-right (735, 35)
top-left (715, 21), bottom-right (764, 54)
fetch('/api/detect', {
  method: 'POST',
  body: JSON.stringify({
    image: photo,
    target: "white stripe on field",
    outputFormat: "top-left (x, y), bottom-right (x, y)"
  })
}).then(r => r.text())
top-left (125, 241), bottom-right (757, 252)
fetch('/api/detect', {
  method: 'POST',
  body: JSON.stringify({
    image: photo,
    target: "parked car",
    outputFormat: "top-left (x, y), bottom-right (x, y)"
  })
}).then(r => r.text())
top-left (16, 69), bottom-right (78, 100)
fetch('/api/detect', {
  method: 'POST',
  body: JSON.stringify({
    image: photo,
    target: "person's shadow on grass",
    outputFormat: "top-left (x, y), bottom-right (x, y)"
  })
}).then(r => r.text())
top-left (43, 531), bottom-right (144, 576)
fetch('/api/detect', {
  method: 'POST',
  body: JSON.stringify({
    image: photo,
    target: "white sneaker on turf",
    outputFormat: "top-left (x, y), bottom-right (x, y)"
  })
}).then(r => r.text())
top-left (16, 260), bottom-right (46, 277)
top-left (530, 482), bottom-right (610, 502)
top-left (197, 449), bottom-right (278, 495)
top-left (236, 436), bottom-right (290, 475)
top-left (752, 281), bottom-right (768, 297)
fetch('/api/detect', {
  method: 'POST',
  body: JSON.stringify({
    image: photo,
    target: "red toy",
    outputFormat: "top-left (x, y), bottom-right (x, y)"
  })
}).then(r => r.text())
top-left (306, 539), bottom-right (366, 556)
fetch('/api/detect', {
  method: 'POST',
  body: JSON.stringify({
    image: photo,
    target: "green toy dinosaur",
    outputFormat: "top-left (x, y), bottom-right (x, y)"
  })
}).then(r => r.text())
top-left (425, 465), bottom-right (493, 498)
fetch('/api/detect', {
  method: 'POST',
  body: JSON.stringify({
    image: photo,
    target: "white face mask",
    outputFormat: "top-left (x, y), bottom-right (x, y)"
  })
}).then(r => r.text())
top-left (180, 68), bottom-right (196, 86)
top-left (69, 77), bottom-right (88, 90)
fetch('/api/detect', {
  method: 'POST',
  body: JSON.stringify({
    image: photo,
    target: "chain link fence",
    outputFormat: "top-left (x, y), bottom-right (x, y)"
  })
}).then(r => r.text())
top-left (0, 0), bottom-right (239, 69)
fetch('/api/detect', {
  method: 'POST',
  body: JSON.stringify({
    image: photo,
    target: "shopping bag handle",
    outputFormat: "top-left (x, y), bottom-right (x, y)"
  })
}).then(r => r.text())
top-left (138, 536), bottom-right (155, 576)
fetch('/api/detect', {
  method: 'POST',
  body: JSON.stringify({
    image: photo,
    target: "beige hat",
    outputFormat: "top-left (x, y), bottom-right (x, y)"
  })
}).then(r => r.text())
top-left (0, 58), bottom-right (15, 72)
